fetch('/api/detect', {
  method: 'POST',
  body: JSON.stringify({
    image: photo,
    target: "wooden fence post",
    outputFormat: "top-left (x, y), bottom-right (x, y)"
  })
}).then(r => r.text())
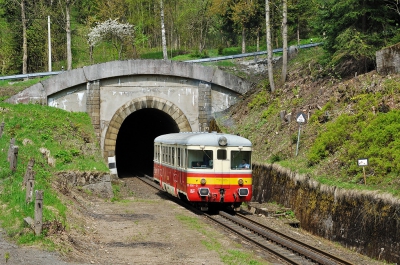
top-left (25, 171), bottom-right (35, 203)
top-left (0, 122), bottom-right (4, 138)
top-left (34, 190), bottom-right (43, 236)
top-left (10, 146), bottom-right (18, 172)
top-left (23, 158), bottom-right (35, 186)
top-left (7, 138), bottom-right (15, 162)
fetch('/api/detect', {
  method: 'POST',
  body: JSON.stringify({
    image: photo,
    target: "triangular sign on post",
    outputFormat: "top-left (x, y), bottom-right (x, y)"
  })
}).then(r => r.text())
top-left (296, 112), bottom-right (306, 124)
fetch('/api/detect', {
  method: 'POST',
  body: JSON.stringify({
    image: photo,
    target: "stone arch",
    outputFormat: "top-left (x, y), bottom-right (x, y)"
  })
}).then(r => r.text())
top-left (103, 96), bottom-right (192, 159)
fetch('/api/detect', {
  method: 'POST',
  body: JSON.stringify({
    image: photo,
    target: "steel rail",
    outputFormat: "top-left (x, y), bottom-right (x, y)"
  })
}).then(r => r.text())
top-left (236, 212), bottom-right (354, 265)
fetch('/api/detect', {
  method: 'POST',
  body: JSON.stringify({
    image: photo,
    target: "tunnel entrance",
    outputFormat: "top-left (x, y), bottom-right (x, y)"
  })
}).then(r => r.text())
top-left (115, 108), bottom-right (180, 177)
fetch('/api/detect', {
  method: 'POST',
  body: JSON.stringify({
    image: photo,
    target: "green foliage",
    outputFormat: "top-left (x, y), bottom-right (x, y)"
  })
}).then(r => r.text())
top-left (345, 111), bottom-right (400, 179)
top-left (111, 183), bottom-right (121, 202)
top-left (312, 0), bottom-right (398, 74)
top-left (248, 90), bottom-right (268, 109)
top-left (217, 45), bottom-right (224, 55)
top-left (270, 154), bottom-right (281, 163)
top-left (307, 114), bottom-right (357, 165)
top-left (261, 99), bottom-right (280, 119)
top-left (55, 150), bottom-right (73, 164)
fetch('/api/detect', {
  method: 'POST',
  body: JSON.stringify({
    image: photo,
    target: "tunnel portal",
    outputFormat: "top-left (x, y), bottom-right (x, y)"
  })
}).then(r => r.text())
top-left (115, 108), bottom-right (180, 177)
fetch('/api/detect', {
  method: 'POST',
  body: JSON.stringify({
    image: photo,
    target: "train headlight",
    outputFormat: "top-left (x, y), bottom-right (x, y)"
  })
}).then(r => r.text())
top-left (218, 136), bottom-right (227, 146)
top-left (238, 188), bottom-right (249, 197)
top-left (238, 178), bottom-right (244, 185)
top-left (198, 188), bottom-right (210, 196)
top-left (200, 178), bottom-right (206, 185)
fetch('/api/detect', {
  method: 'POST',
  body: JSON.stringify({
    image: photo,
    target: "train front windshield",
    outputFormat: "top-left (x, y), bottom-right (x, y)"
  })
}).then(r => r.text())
top-left (188, 149), bottom-right (214, 168)
top-left (231, 150), bottom-right (251, 169)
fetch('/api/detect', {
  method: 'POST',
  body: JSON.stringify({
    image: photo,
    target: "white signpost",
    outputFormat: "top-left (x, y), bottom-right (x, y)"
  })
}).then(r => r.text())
top-left (295, 112), bottom-right (306, 156)
top-left (358, 158), bottom-right (368, 184)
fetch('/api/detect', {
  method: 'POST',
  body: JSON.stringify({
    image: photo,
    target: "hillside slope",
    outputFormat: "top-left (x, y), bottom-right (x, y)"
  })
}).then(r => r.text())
top-left (217, 46), bottom-right (400, 198)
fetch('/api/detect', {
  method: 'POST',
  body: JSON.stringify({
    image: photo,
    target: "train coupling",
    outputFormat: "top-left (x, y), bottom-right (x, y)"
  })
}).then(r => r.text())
top-left (219, 188), bottom-right (225, 203)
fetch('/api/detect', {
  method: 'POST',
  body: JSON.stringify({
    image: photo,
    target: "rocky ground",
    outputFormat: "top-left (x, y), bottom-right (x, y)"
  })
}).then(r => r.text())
top-left (0, 177), bottom-right (388, 265)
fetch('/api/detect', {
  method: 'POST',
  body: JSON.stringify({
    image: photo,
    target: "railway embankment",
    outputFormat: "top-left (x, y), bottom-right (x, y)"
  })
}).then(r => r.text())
top-left (251, 163), bottom-right (400, 263)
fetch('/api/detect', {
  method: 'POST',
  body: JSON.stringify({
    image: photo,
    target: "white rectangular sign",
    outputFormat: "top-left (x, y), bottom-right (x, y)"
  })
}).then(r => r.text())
top-left (357, 158), bottom-right (368, 166)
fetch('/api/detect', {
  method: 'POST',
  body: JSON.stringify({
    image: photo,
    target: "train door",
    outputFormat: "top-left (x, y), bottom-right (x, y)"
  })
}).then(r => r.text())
top-left (172, 146), bottom-right (178, 196)
top-left (215, 148), bottom-right (230, 189)
top-left (176, 147), bottom-right (183, 195)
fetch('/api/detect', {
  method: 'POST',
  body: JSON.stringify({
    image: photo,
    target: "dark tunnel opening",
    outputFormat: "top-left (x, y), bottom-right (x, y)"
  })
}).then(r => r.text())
top-left (115, 108), bottom-right (180, 177)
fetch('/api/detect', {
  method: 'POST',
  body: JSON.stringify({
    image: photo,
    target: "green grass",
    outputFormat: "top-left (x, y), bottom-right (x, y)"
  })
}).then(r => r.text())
top-left (0, 102), bottom-right (108, 246)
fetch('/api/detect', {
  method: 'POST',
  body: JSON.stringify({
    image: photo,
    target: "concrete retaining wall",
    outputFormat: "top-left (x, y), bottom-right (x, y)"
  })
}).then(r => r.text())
top-left (376, 43), bottom-right (400, 75)
top-left (252, 163), bottom-right (400, 263)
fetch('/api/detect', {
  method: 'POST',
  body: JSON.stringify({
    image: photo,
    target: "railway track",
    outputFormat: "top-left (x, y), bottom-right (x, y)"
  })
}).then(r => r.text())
top-left (135, 174), bottom-right (353, 265)
top-left (209, 211), bottom-right (354, 265)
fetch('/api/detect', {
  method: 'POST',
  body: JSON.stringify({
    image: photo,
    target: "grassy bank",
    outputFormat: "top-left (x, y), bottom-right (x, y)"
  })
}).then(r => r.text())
top-left (0, 103), bottom-right (108, 247)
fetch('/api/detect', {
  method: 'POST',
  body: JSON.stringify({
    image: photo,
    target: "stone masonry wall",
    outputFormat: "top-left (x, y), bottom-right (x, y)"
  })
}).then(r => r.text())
top-left (198, 81), bottom-right (212, 131)
top-left (251, 163), bottom-right (400, 263)
top-left (86, 81), bottom-right (101, 141)
top-left (376, 42), bottom-right (400, 75)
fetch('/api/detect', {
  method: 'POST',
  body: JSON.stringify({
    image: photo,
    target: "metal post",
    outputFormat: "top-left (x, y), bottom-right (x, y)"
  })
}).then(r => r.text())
top-left (34, 190), bottom-right (43, 236)
top-left (295, 125), bottom-right (301, 156)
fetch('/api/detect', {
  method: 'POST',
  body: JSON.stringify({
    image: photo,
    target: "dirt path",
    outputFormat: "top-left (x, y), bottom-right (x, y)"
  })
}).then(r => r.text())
top-left (0, 178), bottom-right (270, 265)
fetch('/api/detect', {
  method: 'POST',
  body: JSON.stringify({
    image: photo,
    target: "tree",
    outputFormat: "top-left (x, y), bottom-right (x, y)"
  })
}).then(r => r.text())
top-left (58, 0), bottom-right (75, 70)
top-left (231, 0), bottom-right (258, 53)
top-left (178, 0), bottom-right (213, 54)
top-left (265, 0), bottom-right (275, 92)
top-left (281, 0), bottom-right (287, 82)
top-left (88, 19), bottom-right (134, 61)
top-left (160, 0), bottom-right (168, 60)
top-left (211, 0), bottom-right (259, 54)
top-left (12, 0), bottom-right (27, 74)
top-left (312, 0), bottom-right (399, 75)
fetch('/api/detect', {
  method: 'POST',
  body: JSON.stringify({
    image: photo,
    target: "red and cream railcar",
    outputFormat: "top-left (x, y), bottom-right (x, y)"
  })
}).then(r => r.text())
top-left (153, 132), bottom-right (252, 211)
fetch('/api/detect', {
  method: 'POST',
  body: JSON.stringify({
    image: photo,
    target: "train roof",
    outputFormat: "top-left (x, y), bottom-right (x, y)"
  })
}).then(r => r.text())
top-left (154, 132), bottom-right (252, 147)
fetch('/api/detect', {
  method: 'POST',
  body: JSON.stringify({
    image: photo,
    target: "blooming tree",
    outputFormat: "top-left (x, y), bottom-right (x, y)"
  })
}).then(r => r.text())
top-left (88, 19), bottom-right (135, 61)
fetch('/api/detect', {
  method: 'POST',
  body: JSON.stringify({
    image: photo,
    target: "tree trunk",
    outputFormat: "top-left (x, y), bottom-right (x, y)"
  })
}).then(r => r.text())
top-left (66, 0), bottom-right (72, 70)
top-left (266, 0), bottom-right (275, 92)
top-left (160, 0), bottom-right (168, 60)
top-left (20, 0), bottom-right (28, 74)
top-left (242, 26), bottom-right (246, 53)
top-left (297, 18), bottom-right (300, 46)
top-left (281, 0), bottom-right (288, 83)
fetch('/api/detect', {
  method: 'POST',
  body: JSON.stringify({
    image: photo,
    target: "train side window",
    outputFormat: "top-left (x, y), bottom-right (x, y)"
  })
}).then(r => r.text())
top-left (184, 148), bottom-right (187, 168)
top-left (217, 149), bottom-right (227, 160)
top-left (171, 147), bottom-right (174, 165)
top-left (168, 147), bottom-right (171, 164)
top-left (154, 145), bottom-right (159, 161)
top-left (177, 148), bottom-right (181, 167)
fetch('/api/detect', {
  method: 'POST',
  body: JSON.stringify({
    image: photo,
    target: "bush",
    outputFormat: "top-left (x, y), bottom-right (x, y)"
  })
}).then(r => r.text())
top-left (217, 45), bottom-right (224, 55)
top-left (307, 114), bottom-right (357, 165)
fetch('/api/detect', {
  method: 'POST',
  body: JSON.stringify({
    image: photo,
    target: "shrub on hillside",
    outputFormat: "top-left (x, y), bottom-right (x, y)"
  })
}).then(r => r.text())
top-left (344, 110), bottom-right (400, 181)
top-left (307, 114), bottom-right (357, 165)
